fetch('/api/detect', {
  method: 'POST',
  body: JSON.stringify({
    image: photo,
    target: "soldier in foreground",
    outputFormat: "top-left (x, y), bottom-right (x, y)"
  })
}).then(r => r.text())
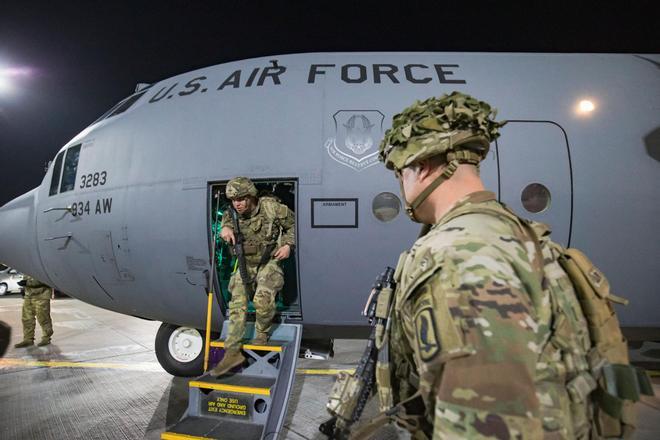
top-left (210, 177), bottom-right (295, 376)
top-left (14, 275), bottom-right (53, 348)
top-left (324, 92), bottom-right (649, 439)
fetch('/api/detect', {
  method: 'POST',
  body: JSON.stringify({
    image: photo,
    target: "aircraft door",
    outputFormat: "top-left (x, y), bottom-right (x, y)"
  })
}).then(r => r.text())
top-left (495, 121), bottom-right (573, 246)
top-left (209, 179), bottom-right (301, 320)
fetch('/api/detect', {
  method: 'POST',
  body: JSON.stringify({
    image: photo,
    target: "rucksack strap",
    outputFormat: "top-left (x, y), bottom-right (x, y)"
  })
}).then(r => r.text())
top-left (440, 196), bottom-right (544, 274)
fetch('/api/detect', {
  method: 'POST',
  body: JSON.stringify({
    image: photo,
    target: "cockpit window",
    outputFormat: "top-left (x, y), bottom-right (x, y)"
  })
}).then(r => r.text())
top-left (106, 91), bottom-right (145, 118)
top-left (92, 91), bottom-right (146, 124)
top-left (49, 151), bottom-right (65, 196)
top-left (59, 144), bottom-right (82, 193)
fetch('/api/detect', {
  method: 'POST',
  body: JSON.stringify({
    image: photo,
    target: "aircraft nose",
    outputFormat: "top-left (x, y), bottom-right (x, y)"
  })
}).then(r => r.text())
top-left (0, 188), bottom-right (50, 283)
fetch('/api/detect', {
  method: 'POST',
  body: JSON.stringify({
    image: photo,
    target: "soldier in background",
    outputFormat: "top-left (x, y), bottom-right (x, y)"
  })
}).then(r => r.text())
top-left (14, 275), bottom-right (53, 347)
top-left (373, 92), bottom-right (597, 438)
top-left (210, 177), bottom-right (295, 376)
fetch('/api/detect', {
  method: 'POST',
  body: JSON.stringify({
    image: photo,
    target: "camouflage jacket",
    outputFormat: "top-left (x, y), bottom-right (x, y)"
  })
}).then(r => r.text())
top-left (221, 196), bottom-right (295, 267)
top-left (24, 276), bottom-right (51, 298)
top-left (387, 191), bottom-right (593, 439)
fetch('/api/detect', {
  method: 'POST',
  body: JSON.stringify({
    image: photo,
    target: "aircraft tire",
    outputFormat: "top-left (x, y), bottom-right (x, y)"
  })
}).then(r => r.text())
top-left (155, 323), bottom-right (205, 377)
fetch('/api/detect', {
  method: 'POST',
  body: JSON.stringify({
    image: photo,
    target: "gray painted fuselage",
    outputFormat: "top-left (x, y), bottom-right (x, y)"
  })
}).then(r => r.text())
top-left (1, 52), bottom-right (658, 332)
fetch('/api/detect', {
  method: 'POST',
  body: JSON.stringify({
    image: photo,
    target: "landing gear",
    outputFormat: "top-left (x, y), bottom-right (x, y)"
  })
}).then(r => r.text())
top-left (155, 323), bottom-right (204, 377)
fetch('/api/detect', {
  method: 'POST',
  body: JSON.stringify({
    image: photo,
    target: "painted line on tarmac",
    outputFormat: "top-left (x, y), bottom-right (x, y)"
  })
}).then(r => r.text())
top-left (0, 358), bottom-right (162, 372)
top-left (2, 359), bottom-right (656, 381)
top-left (296, 368), bottom-right (355, 375)
top-left (0, 358), bottom-right (355, 375)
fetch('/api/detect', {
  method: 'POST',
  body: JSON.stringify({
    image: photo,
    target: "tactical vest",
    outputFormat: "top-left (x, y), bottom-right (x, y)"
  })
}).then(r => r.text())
top-left (232, 197), bottom-right (285, 266)
top-left (376, 196), bottom-right (652, 439)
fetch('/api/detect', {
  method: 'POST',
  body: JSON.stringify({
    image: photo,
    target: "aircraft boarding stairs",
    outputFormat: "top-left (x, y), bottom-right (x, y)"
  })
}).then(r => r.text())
top-left (162, 322), bottom-right (302, 440)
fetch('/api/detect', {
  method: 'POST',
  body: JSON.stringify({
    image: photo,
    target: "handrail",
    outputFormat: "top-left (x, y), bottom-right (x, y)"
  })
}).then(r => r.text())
top-left (43, 206), bottom-right (72, 213)
top-left (44, 233), bottom-right (73, 241)
top-left (203, 292), bottom-right (213, 372)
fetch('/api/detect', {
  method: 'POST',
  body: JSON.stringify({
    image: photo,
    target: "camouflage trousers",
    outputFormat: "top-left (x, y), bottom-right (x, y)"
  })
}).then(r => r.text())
top-left (21, 292), bottom-right (53, 342)
top-left (224, 260), bottom-right (284, 352)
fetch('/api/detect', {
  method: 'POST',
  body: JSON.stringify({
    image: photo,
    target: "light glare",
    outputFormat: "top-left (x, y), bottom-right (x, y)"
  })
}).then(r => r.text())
top-left (578, 100), bottom-right (595, 113)
top-left (0, 76), bottom-right (12, 94)
top-left (0, 63), bottom-right (32, 96)
top-left (0, 67), bottom-right (32, 77)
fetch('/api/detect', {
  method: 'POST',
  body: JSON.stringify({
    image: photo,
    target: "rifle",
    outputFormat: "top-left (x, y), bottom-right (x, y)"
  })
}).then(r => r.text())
top-left (319, 267), bottom-right (396, 439)
top-left (228, 205), bottom-right (256, 300)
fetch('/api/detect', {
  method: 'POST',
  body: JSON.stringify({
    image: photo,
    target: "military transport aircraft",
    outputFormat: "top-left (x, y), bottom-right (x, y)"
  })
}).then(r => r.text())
top-left (0, 52), bottom-right (658, 376)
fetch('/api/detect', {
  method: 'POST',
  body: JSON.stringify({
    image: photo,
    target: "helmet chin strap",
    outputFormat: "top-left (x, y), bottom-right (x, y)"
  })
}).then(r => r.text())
top-left (399, 160), bottom-right (459, 223)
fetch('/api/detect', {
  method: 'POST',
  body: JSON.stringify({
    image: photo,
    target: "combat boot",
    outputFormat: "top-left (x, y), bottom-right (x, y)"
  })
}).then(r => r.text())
top-left (37, 338), bottom-right (51, 347)
top-left (253, 332), bottom-right (269, 345)
top-left (14, 340), bottom-right (33, 348)
top-left (209, 350), bottom-right (245, 377)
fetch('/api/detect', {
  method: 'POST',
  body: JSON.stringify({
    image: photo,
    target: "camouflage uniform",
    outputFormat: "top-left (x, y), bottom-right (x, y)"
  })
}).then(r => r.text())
top-left (220, 179), bottom-right (295, 352)
top-left (377, 93), bottom-right (596, 439)
top-left (20, 276), bottom-right (53, 344)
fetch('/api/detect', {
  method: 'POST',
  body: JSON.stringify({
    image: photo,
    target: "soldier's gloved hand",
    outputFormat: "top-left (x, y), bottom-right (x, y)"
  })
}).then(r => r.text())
top-left (17, 280), bottom-right (27, 287)
top-left (220, 227), bottom-right (235, 245)
top-left (273, 245), bottom-right (291, 260)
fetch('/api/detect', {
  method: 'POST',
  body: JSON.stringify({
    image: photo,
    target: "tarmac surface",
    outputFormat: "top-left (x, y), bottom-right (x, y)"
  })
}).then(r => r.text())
top-left (1, 295), bottom-right (659, 440)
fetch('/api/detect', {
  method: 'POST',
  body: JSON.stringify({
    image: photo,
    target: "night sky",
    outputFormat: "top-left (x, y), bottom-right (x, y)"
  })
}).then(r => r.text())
top-left (1, 1), bottom-right (658, 206)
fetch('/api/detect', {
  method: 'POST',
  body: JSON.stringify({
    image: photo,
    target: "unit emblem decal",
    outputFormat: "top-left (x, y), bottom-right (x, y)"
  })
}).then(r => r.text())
top-left (325, 110), bottom-right (384, 171)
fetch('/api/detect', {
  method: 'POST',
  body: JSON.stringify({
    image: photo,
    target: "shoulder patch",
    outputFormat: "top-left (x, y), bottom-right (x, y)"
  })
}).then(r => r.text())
top-left (415, 306), bottom-right (441, 362)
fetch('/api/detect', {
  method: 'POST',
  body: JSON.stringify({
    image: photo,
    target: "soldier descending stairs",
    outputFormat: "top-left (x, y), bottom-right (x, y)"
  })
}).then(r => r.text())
top-left (162, 176), bottom-right (301, 439)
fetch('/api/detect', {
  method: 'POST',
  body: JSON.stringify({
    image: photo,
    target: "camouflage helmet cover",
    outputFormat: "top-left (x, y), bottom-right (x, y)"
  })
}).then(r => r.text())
top-left (226, 177), bottom-right (257, 199)
top-left (379, 91), bottom-right (507, 170)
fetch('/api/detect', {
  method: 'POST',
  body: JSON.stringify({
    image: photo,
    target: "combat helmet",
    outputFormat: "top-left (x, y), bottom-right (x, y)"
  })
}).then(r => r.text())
top-left (226, 177), bottom-right (257, 200)
top-left (379, 91), bottom-right (506, 222)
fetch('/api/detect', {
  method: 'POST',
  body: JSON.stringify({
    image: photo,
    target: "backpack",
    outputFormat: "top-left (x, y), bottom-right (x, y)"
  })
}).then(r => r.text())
top-left (466, 201), bottom-right (655, 438)
top-left (552, 246), bottom-right (654, 438)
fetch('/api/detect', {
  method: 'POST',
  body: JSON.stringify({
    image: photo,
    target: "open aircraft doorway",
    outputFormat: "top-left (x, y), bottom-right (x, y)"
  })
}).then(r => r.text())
top-left (209, 179), bottom-right (302, 322)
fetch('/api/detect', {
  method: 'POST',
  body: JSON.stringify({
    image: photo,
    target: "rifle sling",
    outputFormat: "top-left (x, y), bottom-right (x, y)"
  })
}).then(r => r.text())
top-left (349, 392), bottom-right (429, 440)
top-left (256, 242), bottom-right (277, 271)
top-left (229, 207), bottom-right (256, 299)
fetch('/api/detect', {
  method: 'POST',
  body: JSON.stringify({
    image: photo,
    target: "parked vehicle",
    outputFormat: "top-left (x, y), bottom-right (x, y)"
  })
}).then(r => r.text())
top-left (0, 265), bottom-right (25, 295)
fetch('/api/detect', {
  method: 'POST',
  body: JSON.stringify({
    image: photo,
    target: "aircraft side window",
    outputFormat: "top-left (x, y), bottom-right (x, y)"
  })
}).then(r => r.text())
top-left (521, 182), bottom-right (551, 213)
top-left (59, 144), bottom-right (82, 193)
top-left (49, 151), bottom-right (65, 196)
top-left (372, 192), bottom-right (401, 222)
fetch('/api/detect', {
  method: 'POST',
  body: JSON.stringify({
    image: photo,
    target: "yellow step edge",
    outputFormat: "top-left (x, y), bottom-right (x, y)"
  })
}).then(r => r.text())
top-left (161, 432), bottom-right (212, 440)
top-left (210, 341), bottom-right (282, 352)
top-left (189, 380), bottom-right (271, 396)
